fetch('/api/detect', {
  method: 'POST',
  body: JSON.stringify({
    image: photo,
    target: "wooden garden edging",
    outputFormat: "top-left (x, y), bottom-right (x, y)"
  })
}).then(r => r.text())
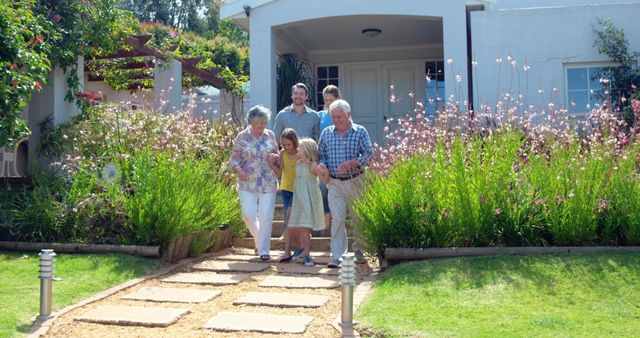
top-left (0, 241), bottom-right (159, 257)
top-left (383, 246), bottom-right (640, 267)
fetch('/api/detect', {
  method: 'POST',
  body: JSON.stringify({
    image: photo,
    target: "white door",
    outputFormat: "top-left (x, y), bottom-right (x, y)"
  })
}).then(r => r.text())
top-left (342, 63), bottom-right (383, 145)
top-left (342, 61), bottom-right (424, 146)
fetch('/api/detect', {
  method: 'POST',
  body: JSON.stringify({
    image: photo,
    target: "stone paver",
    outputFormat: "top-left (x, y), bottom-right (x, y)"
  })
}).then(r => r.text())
top-left (215, 254), bottom-right (276, 263)
top-left (234, 291), bottom-right (330, 308)
top-left (162, 272), bottom-right (250, 285)
top-left (192, 260), bottom-right (270, 273)
top-left (203, 312), bottom-right (314, 334)
top-left (277, 264), bottom-right (339, 275)
top-left (75, 305), bottom-right (188, 327)
top-left (122, 287), bottom-right (221, 303)
top-left (259, 275), bottom-right (339, 289)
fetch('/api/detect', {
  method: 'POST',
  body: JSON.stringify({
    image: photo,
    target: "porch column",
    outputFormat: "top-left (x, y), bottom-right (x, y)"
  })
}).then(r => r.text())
top-left (154, 59), bottom-right (183, 113)
top-left (442, 14), bottom-right (470, 110)
top-left (249, 17), bottom-right (277, 121)
top-left (27, 56), bottom-right (83, 168)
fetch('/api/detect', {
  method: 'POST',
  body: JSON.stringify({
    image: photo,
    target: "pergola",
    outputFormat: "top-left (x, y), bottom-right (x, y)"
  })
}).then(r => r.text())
top-left (86, 34), bottom-right (225, 90)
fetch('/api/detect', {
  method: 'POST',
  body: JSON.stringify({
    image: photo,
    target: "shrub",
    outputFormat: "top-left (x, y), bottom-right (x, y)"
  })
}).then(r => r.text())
top-left (4, 171), bottom-right (71, 242)
top-left (357, 102), bottom-right (640, 253)
top-left (125, 150), bottom-right (243, 246)
top-left (2, 103), bottom-right (243, 246)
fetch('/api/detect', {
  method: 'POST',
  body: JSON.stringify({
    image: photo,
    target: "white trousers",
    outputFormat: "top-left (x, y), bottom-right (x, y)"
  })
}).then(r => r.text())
top-left (239, 190), bottom-right (276, 256)
top-left (327, 176), bottom-right (365, 261)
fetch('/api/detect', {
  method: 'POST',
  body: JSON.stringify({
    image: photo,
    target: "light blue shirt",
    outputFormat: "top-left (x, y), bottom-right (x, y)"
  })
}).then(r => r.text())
top-left (318, 110), bottom-right (334, 134)
top-left (273, 105), bottom-right (319, 141)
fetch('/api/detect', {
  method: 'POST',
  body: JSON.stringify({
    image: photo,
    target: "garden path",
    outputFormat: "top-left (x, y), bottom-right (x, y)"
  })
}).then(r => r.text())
top-left (43, 247), bottom-right (373, 337)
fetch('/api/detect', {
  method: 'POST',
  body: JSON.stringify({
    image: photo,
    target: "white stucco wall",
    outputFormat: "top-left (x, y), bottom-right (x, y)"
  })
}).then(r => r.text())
top-left (240, 0), bottom-right (470, 112)
top-left (83, 80), bottom-right (154, 109)
top-left (493, 0), bottom-right (640, 10)
top-left (471, 3), bottom-right (640, 111)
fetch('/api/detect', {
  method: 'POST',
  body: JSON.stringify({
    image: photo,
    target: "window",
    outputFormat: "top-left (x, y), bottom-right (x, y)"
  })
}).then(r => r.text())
top-left (316, 66), bottom-right (339, 110)
top-left (566, 65), bottom-right (613, 114)
top-left (425, 61), bottom-right (445, 115)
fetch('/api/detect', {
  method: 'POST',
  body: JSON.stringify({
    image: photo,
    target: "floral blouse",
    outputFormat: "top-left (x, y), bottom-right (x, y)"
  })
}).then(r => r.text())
top-left (229, 127), bottom-right (278, 194)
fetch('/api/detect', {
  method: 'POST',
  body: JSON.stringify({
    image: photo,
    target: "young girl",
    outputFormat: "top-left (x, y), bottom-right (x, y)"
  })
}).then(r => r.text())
top-left (276, 129), bottom-right (304, 262)
top-left (287, 138), bottom-right (326, 266)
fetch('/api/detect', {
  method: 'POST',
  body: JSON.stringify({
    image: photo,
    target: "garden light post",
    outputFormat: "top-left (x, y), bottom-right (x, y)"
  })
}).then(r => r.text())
top-left (38, 249), bottom-right (56, 320)
top-left (340, 253), bottom-right (356, 327)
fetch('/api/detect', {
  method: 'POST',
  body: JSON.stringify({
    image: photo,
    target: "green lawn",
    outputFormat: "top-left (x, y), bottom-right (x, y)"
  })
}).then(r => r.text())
top-left (0, 251), bottom-right (157, 338)
top-left (357, 253), bottom-right (640, 337)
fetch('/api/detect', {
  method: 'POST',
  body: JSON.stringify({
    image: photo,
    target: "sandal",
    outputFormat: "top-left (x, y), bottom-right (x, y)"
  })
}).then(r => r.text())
top-left (279, 256), bottom-right (293, 263)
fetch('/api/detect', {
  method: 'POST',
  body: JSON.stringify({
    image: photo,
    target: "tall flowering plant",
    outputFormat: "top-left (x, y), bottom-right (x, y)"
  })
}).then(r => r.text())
top-left (357, 58), bottom-right (640, 253)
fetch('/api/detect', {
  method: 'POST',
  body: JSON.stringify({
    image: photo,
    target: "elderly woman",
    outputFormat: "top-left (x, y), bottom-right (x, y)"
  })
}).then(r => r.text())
top-left (229, 105), bottom-right (279, 260)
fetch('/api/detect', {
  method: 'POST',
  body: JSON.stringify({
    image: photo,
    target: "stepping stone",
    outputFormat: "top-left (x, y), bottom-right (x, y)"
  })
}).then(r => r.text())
top-left (192, 260), bottom-right (270, 273)
top-left (203, 311), bottom-right (314, 333)
top-left (76, 305), bottom-right (188, 327)
top-left (234, 248), bottom-right (331, 258)
top-left (234, 291), bottom-right (330, 308)
top-left (277, 264), bottom-right (339, 275)
top-left (259, 275), bottom-right (339, 289)
top-left (122, 287), bottom-right (221, 303)
top-left (216, 254), bottom-right (276, 263)
top-left (162, 272), bottom-right (250, 285)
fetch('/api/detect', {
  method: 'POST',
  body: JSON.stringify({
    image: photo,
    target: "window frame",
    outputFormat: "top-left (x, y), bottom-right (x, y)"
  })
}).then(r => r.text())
top-left (564, 62), bottom-right (617, 115)
top-left (424, 59), bottom-right (446, 116)
top-left (315, 65), bottom-right (340, 111)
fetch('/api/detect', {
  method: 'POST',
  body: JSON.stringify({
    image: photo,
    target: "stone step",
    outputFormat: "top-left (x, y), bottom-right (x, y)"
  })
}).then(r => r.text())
top-left (233, 236), bottom-right (353, 252)
top-left (244, 220), bottom-right (348, 238)
top-left (192, 261), bottom-right (271, 273)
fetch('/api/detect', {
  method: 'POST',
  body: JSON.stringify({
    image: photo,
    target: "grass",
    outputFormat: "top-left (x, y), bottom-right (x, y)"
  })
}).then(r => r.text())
top-left (356, 253), bottom-right (640, 337)
top-left (0, 251), bottom-right (157, 338)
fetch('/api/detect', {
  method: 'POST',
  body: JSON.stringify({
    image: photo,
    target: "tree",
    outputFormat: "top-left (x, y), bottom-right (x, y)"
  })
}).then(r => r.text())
top-left (593, 17), bottom-right (640, 127)
top-left (216, 18), bottom-right (248, 48)
top-left (0, 0), bottom-right (137, 148)
top-left (119, 0), bottom-right (222, 35)
top-left (0, 0), bottom-right (51, 147)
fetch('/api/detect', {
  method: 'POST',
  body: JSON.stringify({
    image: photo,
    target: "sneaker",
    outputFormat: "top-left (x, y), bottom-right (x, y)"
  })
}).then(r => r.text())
top-left (291, 247), bottom-right (304, 260)
top-left (303, 255), bottom-right (314, 267)
top-left (355, 250), bottom-right (366, 264)
top-left (327, 259), bottom-right (340, 268)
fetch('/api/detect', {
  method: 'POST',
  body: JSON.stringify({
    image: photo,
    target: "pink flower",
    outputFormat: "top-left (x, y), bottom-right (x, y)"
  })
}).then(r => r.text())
top-left (631, 99), bottom-right (640, 114)
top-left (494, 208), bottom-right (502, 216)
top-left (52, 14), bottom-right (62, 22)
top-left (34, 82), bottom-right (42, 91)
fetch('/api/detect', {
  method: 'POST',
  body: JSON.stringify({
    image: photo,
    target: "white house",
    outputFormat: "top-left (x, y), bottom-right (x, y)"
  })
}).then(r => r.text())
top-left (222, 0), bottom-right (640, 144)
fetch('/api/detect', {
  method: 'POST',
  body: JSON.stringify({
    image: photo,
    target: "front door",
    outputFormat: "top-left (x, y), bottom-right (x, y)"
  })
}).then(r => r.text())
top-left (342, 61), bottom-right (425, 145)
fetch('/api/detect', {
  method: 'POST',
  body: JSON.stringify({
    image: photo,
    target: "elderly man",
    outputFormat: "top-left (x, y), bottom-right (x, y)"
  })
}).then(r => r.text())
top-left (317, 99), bottom-right (373, 267)
top-left (273, 83), bottom-right (320, 142)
